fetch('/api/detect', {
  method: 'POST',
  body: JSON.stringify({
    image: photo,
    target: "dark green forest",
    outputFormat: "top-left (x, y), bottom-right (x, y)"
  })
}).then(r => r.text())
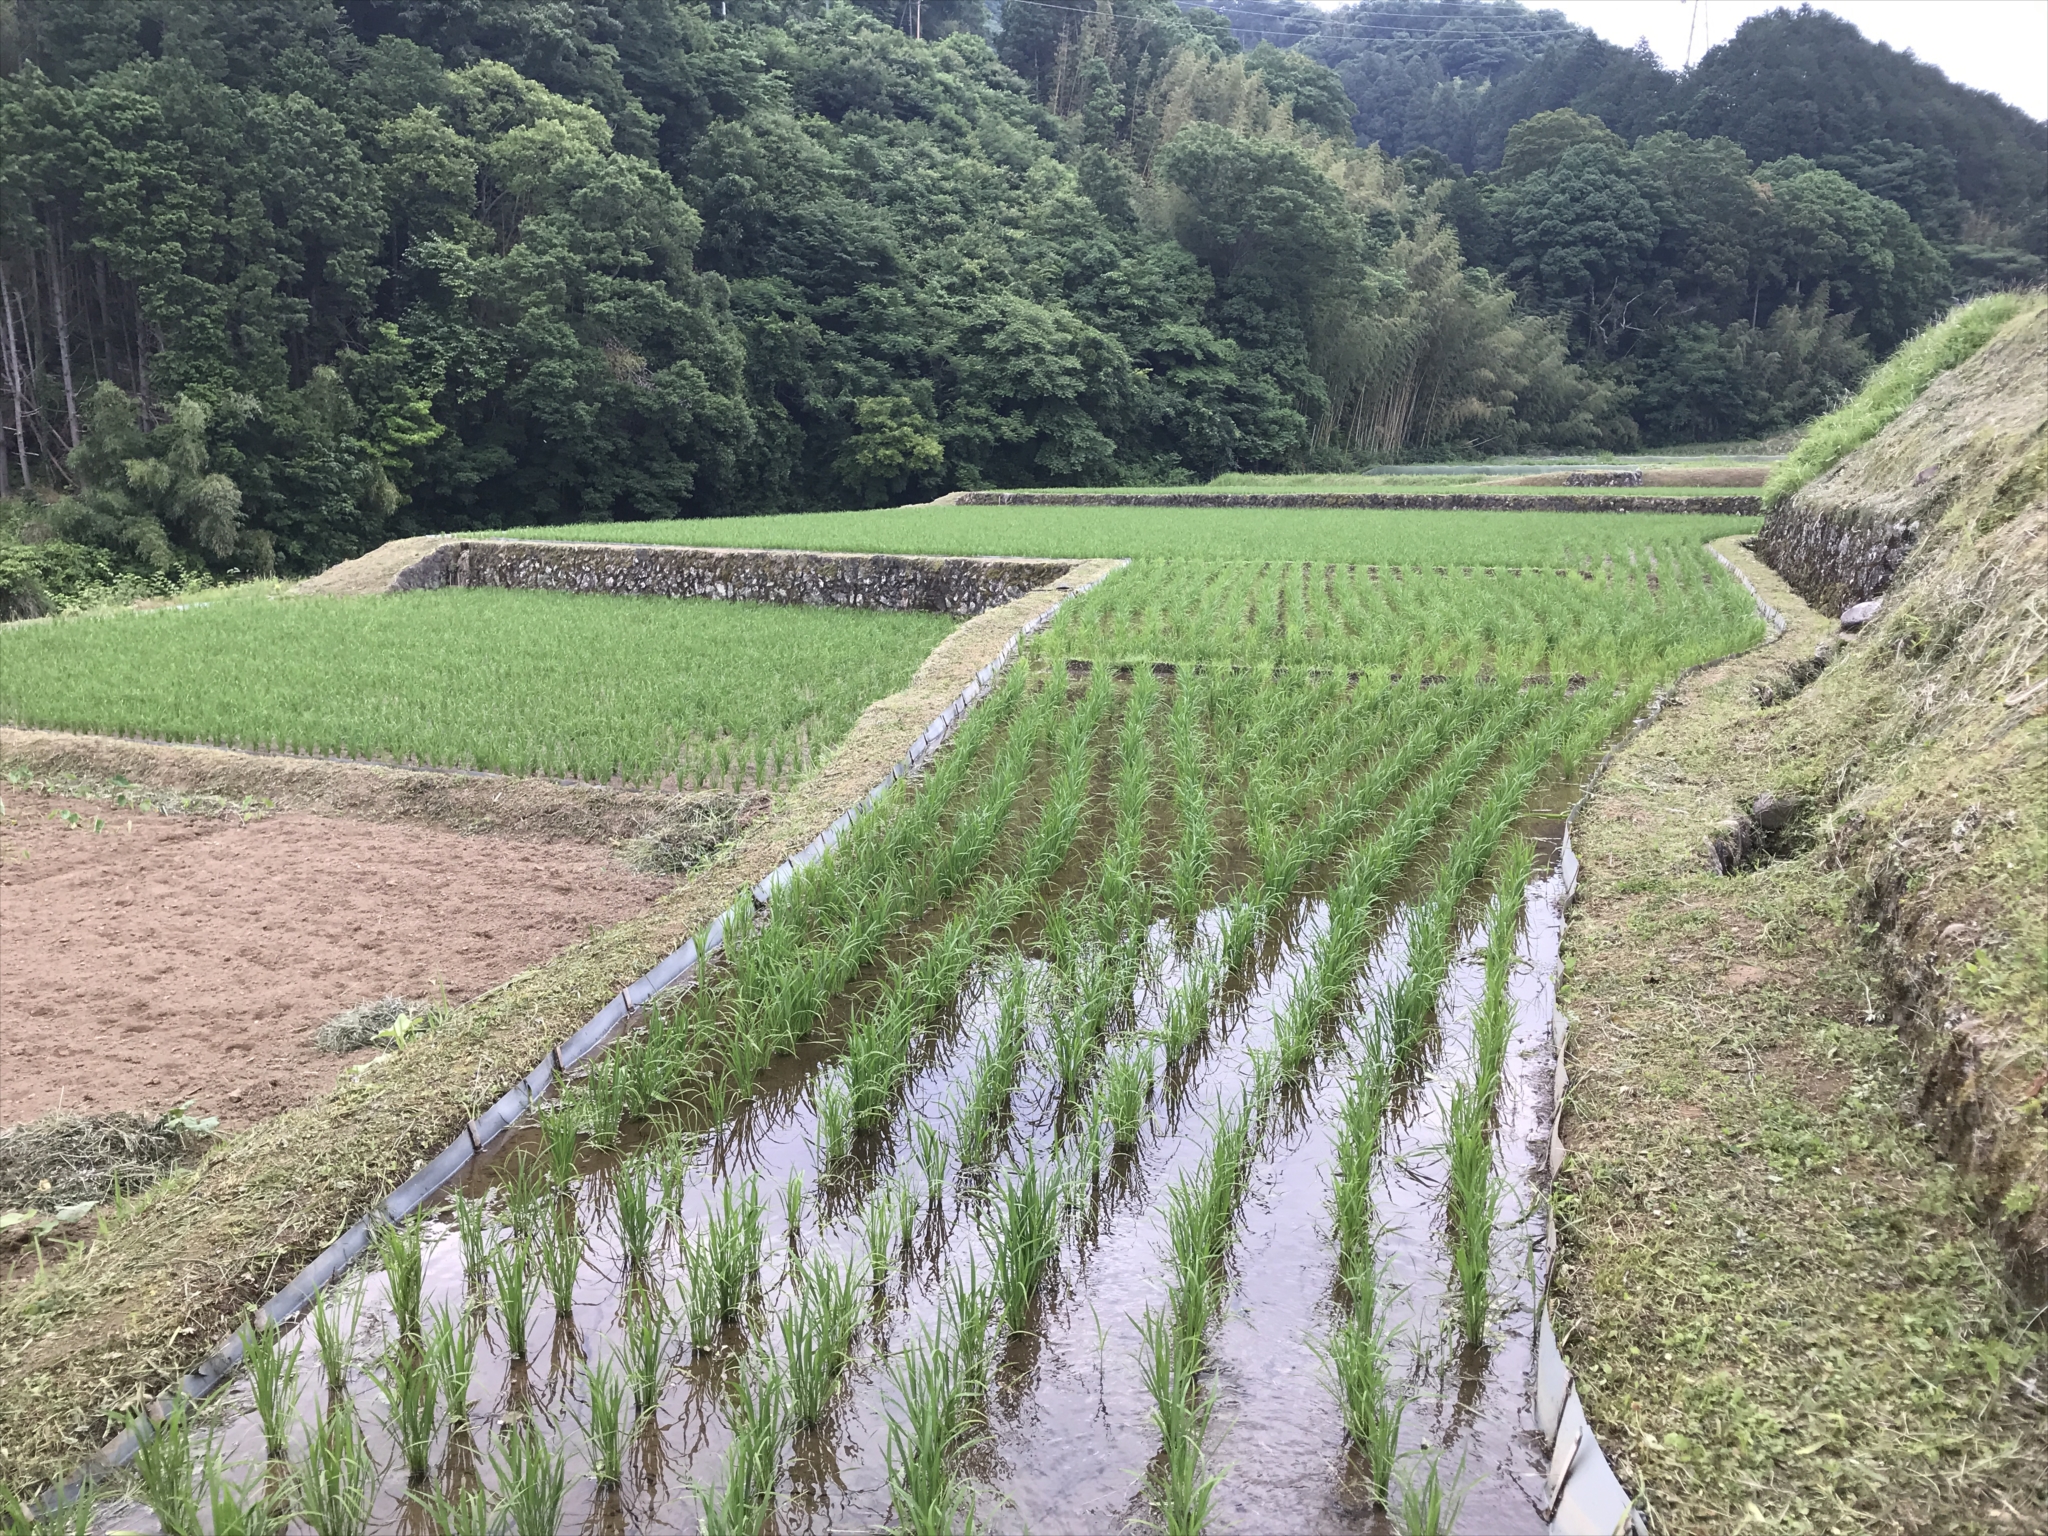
top-left (0, 0), bottom-right (2040, 600)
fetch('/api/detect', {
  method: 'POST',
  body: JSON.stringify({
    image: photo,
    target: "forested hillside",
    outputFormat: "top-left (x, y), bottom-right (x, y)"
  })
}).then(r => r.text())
top-left (0, 0), bottom-right (2036, 597)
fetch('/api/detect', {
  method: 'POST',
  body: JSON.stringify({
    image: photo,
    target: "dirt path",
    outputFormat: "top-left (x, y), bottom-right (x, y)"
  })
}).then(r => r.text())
top-left (0, 793), bottom-right (669, 1129)
top-left (1551, 539), bottom-right (2046, 1532)
top-left (0, 558), bottom-right (1122, 1493)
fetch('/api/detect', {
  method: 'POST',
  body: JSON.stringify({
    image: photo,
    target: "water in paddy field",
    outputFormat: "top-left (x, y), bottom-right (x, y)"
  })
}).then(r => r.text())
top-left (95, 771), bottom-right (1579, 1535)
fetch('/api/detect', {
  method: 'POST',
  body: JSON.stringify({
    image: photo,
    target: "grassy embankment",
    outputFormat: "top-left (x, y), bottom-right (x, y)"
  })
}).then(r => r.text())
top-left (1762, 292), bottom-right (2024, 510)
top-left (0, 586), bottom-right (955, 787)
top-left (1556, 299), bottom-right (2048, 1533)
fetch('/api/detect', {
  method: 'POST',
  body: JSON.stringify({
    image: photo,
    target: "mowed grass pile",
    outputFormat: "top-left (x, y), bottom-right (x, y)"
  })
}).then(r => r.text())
top-left (494, 505), bottom-right (1761, 565)
top-left (0, 587), bottom-right (955, 783)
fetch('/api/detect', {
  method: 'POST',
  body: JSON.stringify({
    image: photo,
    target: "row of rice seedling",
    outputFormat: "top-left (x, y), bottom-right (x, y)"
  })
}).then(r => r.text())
top-left (1444, 840), bottom-right (1537, 1342)
top-left (0, 587), bottom-right (958, 784)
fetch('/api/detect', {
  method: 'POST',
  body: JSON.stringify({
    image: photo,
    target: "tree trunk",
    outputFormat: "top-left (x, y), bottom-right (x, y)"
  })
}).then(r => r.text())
top-left (0, 267), bottom-right (36, 488)
top-left (49, 221), bottom-right (80, 450)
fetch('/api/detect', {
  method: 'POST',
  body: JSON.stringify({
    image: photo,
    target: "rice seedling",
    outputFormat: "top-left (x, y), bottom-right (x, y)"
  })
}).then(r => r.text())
top-left (620, 1286), bottom-right (674, 1410)
top-left (1157, 952), bottom-right (1217, 1060)
top-left (863, 1187), bottom-right (897, 1288)
top-left (1332, 1049), bottom-right (1393, 1272)
top-left (944, 1260), bottom-right (999, 1409)
top-left (913, 1116), bottom-right (951, 1201)
top-left (1094, 1042), bottom-right (1152, 1152)
top-left (883, 1318), bottom-right (985, 1535)
top-left (613, 1155), bottom-right (659, 1270)
top-left (578, 1053), bottom-right (631, 1147)
top-left (539, 1106), bottom-right (579, 1187)
top-left (130, 1399), bottom-right (199, 1536)
top-left (695, 1364), bottom-right (785, 1536)
top-left (1444, 1083), bottom-right (1500, 1343)
top-left (779, 1251), bottom-right (864, 1429)
top-left (11, 1482), bottom-right (93, 1536)
top-left (782, 1167), bottom-right (804, 1244)
top-left (1135, 1303), bottom-right (1223, 1536)
top-left (450, 1192), bottom-right (489, 1290)
top-left (1047, 948), bottom-right (1115, 1096)
top-left (425, 1302), bottom-right (477, 1419)
top-left (583, 1356), bottom-right (630, 1488)
top-left (538, 1202), bottom-right (585, 1316)
top-left (310, 1276), bottom-right (361, 1394)
top-left (241, 1315), bottom-right (300, 1459)
top-left (698, 1177), bottom-right (766, 1323)
top-left (368, 1341), bottom-right (438, 1483)
top-left (1392, 1450), bottom-right (1470, 1536)
top-left (200, 1447), bottom-right (280, 1536)
top-left (954, 963), bottom-right (1030, 1167)
top-left (295, 1404), bottom-right (373, 1536)
top-left (503, 1154), bottom-right (548, 1240)
top-left (371, 1212), bottom-right (426, 1341)
top-left (489, 1234), bottom-right (538, 1360)
top-left (1315, 1279), bottom-right (1405, 1509)
top-left (1162, 1101), bottom-right (1254, 1336)
top-left (490, 1415), bottom-right (569, 1536)
top-left (812, 1068), bottom-right (854, 1165)
top-left (985, 1152), bottom-right (1061, 1335)
top-left (415, 1485), bottom-right (489, 1536)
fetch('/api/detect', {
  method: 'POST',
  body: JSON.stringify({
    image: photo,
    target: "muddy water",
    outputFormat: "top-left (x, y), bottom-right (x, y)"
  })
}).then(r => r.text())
top-left (96, 852), bottom-right (1569, 1536)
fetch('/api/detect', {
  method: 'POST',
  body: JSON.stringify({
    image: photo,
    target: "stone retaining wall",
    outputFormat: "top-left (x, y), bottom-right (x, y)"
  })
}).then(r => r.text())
top-left (952, 490), bottom-right (1759, 515)
top-left (391, 540), bottom-right (1075, 617)
top-left (1753, 500), bottom-right (1919, 617)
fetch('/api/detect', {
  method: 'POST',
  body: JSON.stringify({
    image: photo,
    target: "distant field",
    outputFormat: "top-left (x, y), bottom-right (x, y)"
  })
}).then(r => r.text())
top-left (494, 504), bottom-right (1762, 565)
top-left (0, 588), bottom-right (955, 785)
top-left (1045, 545), bottom-right (1764, 679)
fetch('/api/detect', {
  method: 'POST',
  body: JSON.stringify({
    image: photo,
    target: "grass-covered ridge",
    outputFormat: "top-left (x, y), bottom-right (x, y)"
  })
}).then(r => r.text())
top-left (1762, 293), bottom-right (2024, 509)
top-left (0, 588), bottom-right (955, 785)
top-left (492, 505), bottom-right (1761, 565)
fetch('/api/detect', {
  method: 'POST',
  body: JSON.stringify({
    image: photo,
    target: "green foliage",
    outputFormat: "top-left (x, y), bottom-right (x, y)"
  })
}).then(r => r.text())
top-left (1763, 294), bottom-right (2023, 508)
top-left (0, 586), bottom-right (953, 782)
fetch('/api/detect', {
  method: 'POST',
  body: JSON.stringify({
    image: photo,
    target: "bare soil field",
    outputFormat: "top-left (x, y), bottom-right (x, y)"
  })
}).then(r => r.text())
top-left (0, 789), bottom-right (672, 1129)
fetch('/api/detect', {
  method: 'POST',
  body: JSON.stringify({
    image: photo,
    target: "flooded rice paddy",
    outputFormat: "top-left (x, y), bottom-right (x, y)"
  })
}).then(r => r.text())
top-left (96, 670), bottom-right (1597, 1535)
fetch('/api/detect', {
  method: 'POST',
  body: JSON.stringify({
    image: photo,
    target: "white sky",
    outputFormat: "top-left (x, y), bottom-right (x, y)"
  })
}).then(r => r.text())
top-left (1536, 1), bottom-right (2048, 120)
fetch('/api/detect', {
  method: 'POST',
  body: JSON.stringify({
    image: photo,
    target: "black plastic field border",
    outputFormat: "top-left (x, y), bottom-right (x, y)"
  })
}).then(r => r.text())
top-left (1529, 536), bottom-right (1786, 1534)
top-left (45, 561), bottom-right (1125, 1506)
top-left (951, 490), bottom-right (1763, 516)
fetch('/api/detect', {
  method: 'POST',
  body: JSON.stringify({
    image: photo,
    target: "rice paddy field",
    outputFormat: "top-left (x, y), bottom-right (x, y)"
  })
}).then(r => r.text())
top-left (491, 504), bottom-right (1762, 564)
top-left (51, 511), bottom-right (1772, 1535)
top-left (0, 587), bottom-right (957, 788)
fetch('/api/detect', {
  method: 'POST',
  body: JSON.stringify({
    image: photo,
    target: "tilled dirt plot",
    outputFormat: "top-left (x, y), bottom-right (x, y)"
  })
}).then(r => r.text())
top-left (0, 793), bottom-right (670, 1129)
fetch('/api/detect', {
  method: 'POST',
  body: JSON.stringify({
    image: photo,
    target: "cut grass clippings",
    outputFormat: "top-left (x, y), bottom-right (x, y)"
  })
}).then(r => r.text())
top-left (1554, 543), bottom-right (2047, 1534)
top-left (0, 587), bottom-right (956, 785)
top-left (491, 505), bottom-right (1762, 566)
